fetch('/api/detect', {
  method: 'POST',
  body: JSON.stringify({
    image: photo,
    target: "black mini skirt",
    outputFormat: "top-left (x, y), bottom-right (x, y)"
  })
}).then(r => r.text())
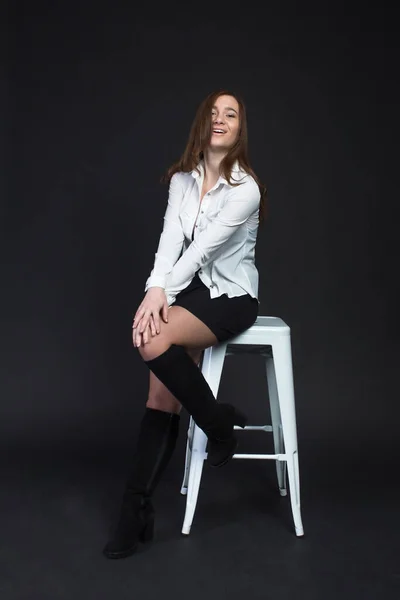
top-left (170, 271), bottom-right (259, 343)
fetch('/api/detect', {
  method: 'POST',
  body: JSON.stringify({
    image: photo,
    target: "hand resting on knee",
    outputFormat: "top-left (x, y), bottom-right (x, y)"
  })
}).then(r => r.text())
top-left (132, 287), bottom-right (169, 348)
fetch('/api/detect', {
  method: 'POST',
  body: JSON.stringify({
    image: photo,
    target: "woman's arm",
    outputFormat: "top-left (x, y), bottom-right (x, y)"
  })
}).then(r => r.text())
top-left (144, 173), bottom-right (185, 292)
top-left (164, 179), bottom-right (260, 303)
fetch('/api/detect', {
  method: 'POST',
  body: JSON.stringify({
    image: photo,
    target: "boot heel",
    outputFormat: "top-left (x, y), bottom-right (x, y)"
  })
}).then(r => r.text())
top-left (234, 408), bottom-right (248, 428)
top-left (140, 514), bottom-right (155, 543)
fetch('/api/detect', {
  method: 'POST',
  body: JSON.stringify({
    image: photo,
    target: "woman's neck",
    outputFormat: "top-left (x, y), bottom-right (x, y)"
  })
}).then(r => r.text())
top-left (202, 148), bottom-right (227, 184)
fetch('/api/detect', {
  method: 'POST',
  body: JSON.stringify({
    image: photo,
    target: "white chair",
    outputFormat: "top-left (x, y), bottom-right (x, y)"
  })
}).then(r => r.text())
top-left (180, 316), bottom-right (304, 537)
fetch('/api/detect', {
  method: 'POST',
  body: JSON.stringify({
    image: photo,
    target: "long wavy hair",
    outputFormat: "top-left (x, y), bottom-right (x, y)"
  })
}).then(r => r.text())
top-left (161, 89), bottom-right (268, 225)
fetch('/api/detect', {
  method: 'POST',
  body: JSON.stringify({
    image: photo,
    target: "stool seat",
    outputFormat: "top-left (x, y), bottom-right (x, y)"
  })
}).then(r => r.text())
top-left (180, 315), bottom-right (304, 537)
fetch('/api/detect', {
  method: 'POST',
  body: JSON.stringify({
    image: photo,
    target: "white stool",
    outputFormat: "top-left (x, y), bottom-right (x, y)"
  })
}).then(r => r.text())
top-left (180, 316), bottom-right (304, 537)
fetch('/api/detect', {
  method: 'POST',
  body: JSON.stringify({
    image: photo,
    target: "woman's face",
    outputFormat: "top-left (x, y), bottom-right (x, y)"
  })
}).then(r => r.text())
top-left (209, 94), bottom-right (240, 150)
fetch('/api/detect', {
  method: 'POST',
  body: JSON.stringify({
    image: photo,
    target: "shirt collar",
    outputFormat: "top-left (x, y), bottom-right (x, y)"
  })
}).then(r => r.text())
top-left (190, 159), bottom-right (246, 187)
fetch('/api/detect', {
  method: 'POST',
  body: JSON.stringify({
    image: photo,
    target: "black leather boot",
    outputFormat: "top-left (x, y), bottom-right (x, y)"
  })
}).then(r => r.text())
top-left (103, 407), bottom-right (180, 559)
top-left (145, 344), bottom-right (247, 468)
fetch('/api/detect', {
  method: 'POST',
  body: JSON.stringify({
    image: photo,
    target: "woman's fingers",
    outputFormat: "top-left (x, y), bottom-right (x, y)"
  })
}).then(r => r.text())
top-left (162, 303), bottom-right (169, 324)
top-left (132, 306), bottom-right (144, 328)
top-left (149, 315), bottom-right (157, 337)
top-left (132, 302), bottom-right (165, 346)
top-left (138, 313), bottom-right (147, 333)
top-left (140, 308), bottom-right (155, 334)
top-left (133, 316), bottom-right (144, 346)
top-left (133, 326), bottom-right (150, 346)
top-left (132, 326), bottom-right (140, 347)
top-left (132, 318), bottom-right (154, 347)
top-left (152, 313), bottom-right (160, 334)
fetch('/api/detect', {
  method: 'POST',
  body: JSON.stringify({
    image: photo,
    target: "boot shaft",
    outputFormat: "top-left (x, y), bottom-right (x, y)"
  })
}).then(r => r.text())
top-left (126, 407), bottom-right (180, 496)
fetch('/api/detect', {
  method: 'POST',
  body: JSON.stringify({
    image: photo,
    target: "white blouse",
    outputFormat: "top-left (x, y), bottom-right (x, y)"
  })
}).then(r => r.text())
top-left (144, 159), bottom-right (261, 307)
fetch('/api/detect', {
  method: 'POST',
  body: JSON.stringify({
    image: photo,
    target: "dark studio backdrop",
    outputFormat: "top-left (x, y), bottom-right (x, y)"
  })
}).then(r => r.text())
top-left (2, 2), bottom-right (399, 598)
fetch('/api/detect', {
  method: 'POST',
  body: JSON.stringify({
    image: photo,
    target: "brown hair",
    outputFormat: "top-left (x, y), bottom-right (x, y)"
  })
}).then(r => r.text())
top-left (161, 89), bottom-right (268, 225)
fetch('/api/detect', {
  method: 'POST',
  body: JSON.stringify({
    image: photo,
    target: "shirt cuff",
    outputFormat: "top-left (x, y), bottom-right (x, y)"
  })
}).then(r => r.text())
top-left (144, 275), bottom-right (166, 292)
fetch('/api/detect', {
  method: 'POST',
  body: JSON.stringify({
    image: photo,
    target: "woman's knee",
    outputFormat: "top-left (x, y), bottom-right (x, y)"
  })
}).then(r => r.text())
top-left (136, 330), bottom-right (203, 364)
top-left (137, 332), bottom-right (171, 361)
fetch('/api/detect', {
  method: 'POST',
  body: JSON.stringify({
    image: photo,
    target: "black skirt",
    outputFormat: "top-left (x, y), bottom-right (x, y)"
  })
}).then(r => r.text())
top-left (171, 271), bottom-right (259, 343)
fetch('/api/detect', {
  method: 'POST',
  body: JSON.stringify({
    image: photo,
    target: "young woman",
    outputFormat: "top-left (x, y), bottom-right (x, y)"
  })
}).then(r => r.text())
top-left (103, 89), bottom-right (267, 559)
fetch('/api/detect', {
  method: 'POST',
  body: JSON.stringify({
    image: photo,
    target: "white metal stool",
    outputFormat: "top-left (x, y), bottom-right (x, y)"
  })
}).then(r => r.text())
top-left (180, 316), bottom-right (304, 537)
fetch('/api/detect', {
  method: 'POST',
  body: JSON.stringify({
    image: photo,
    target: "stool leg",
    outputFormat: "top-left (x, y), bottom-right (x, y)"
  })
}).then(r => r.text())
top-left (200, 343), bottom-right (228, 396)
top-left (266, 355), bottom-right (287, 496)
top-left (181, 353), bottom-right (204, 495)
top-left (272, 336), bottom-right (304, 536)
top-left (181, 425), bottom-right (207, 535)
top-left (181, 343), bottom-right (227, 534)
top-left (180, 416), bottom-right (195, 495)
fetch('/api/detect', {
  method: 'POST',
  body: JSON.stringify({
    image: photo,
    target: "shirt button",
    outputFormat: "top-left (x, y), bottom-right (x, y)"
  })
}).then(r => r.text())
top-left (201, 210), bottom-right (204, 213)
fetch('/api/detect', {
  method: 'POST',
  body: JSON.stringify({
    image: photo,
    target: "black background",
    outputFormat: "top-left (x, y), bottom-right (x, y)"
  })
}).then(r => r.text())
top-left (2, 3), bottom-right (399, 598)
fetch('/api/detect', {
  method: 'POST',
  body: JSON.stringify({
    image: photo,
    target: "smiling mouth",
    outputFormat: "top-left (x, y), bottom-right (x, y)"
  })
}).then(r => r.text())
top-left (212, 130), bottom-right (226, 135)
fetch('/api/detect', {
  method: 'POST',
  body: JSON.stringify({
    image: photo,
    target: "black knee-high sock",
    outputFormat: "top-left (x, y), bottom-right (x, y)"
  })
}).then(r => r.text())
top-left (144, 344), bottom-right (222, 435)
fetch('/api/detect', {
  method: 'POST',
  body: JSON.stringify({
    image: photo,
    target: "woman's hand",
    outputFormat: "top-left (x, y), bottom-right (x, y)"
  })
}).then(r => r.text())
top-left (132, 287), bottom-right (169, 347)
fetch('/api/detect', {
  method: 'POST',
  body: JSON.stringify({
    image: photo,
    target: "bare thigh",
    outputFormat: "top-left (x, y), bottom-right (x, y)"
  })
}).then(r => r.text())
top-left (137, 305), bottom-right (218, 362)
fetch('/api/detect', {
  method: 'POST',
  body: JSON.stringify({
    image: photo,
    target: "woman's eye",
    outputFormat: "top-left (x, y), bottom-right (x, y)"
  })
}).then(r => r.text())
top-left (212, 113), bottom-right (236, 118)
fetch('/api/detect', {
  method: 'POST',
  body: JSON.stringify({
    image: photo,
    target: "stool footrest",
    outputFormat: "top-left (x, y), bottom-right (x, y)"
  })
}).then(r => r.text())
top-left (231, 453), bottom-right (286, 460)
top-left (233, 425), bottom-right (273, 432)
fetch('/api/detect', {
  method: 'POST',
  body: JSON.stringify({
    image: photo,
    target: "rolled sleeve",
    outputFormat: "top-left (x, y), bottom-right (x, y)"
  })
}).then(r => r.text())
top-left (144, 173), bottom-right (185, 292)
